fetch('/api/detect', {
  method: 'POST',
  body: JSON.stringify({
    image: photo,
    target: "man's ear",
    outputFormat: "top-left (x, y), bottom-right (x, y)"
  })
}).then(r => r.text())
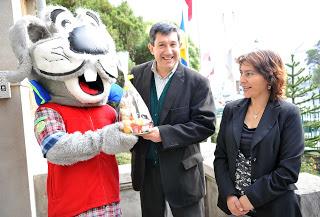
top-left (148, 43), bottom-right (154, 55)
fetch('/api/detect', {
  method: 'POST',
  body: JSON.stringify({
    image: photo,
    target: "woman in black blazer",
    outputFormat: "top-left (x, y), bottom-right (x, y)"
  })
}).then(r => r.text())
top-left (214, 50), bottom-right (304, 217)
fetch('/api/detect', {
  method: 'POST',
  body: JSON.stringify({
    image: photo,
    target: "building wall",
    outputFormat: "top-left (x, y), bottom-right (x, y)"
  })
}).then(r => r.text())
top-left (0, 0), bottom-right (36, 216)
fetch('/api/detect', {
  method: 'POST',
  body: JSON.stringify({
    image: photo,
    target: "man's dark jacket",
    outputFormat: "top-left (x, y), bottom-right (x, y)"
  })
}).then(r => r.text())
top-left (130, 61), bottom-right (216, 207)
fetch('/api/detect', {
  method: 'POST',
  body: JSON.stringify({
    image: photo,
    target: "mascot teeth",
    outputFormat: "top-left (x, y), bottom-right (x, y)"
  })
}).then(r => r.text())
top-left (83, 67), bottom-right (97, 82)
top-left (79, 73), bottom-right (103, 95)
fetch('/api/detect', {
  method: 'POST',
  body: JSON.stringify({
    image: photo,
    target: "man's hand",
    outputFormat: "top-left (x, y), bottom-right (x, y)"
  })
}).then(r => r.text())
top-left (239, 195), bottom-right (254, 211)
top-left (141, 127), bottom-right (161, 143)
top-left (226, 195), bottom-right (249, 216)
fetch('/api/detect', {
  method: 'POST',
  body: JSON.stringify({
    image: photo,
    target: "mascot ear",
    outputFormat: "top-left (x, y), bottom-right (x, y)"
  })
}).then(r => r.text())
top-left (27, 22), bottom-right (51, 43)
top-left (4, 16), bottom-right (50, 83)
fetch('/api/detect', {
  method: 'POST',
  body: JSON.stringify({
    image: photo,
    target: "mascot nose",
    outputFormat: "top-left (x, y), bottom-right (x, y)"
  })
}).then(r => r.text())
top-left (69, 25), bottom-right (110, 55)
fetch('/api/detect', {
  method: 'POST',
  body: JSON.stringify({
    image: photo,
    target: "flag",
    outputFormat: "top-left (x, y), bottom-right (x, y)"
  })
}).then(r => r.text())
top-left (185, 0), bottom-right (192, 20)
top-left (179, 12), bottom-right (189, 66)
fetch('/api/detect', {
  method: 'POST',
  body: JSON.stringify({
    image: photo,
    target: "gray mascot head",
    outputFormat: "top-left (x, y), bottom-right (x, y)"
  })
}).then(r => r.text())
top-left (4, 5), bottom-right (119, 107)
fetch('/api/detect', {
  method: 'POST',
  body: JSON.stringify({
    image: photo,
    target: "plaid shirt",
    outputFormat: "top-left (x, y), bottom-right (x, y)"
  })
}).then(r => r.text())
top-left (75, 203), bottom-right (121, 217)
top-left (34, 107), bottom-right (66, 157)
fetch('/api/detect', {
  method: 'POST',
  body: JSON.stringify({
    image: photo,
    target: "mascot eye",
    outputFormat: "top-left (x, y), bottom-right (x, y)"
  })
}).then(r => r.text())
top-left (86, 11), bottom-right (99, 26)
top-left (61, 20), bottom-right (71, 28)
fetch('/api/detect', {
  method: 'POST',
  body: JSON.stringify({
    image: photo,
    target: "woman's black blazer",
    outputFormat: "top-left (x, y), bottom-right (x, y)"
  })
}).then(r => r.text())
top-left (214, 98), bottom-right (304, 214)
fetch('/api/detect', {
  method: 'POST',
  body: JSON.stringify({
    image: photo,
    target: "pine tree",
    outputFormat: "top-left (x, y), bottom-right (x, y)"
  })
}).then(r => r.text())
top-left (286, 54), bottom-right (320, 150)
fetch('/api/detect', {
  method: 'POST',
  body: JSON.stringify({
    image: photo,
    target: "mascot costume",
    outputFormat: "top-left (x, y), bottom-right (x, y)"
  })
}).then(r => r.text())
top-left (1, 5), bottom-right (138, 217)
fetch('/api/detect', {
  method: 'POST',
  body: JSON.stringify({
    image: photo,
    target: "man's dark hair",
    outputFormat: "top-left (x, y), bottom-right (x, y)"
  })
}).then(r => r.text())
top-left (149, 22), bottom-right (180, 45)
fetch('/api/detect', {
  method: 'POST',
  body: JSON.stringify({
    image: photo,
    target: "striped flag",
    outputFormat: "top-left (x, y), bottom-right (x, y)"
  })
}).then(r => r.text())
top-left (179, 12), bottom-right (189, 66)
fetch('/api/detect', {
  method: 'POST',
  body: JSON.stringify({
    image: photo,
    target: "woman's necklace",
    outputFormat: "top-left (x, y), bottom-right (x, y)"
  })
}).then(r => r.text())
top-left (253, 109), bottom-right (260, 119)
top-left (251, 106), bottom-right (263, 119)
top-left (250, 99), bottom-right (267, 120)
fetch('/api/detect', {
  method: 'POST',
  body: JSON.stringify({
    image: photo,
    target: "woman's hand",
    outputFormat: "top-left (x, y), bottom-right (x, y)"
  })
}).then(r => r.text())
top-left (227, 195), bottom-right (249, 216)
top-left (239, 195), bottom-right (254, 211)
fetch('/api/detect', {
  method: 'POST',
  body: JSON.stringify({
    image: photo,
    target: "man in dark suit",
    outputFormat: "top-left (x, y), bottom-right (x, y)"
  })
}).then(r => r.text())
top-left (130, 22), bottom-right (216, 217)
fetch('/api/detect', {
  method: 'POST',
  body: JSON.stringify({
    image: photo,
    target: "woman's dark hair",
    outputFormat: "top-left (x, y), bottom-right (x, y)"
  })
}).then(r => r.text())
top-left (149, 22), bottom-right (180, 45)
top-left (236, 49), bottom-right (287, 100)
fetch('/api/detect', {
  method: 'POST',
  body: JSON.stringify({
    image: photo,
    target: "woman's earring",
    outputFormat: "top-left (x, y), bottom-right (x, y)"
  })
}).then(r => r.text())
top-left (267, 85), bottom-right (271, 90)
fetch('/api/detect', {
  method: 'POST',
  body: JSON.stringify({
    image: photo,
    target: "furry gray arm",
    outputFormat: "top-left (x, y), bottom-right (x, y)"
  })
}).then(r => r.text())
top-left (2, 17), bottom-right (40, 83)
top-left (100, 123), bottom-right (138, 154)
top-left (46, 123), bottom-right (137, 165)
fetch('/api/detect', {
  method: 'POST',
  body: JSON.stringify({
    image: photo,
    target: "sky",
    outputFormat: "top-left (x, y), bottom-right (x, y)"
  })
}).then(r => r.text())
top-left (109, 0), bottom-right (320, 96)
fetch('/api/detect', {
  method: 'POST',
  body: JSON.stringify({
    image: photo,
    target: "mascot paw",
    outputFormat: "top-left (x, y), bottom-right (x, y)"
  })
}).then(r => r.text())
top-left (101, 122), bottom-right (138, 154)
